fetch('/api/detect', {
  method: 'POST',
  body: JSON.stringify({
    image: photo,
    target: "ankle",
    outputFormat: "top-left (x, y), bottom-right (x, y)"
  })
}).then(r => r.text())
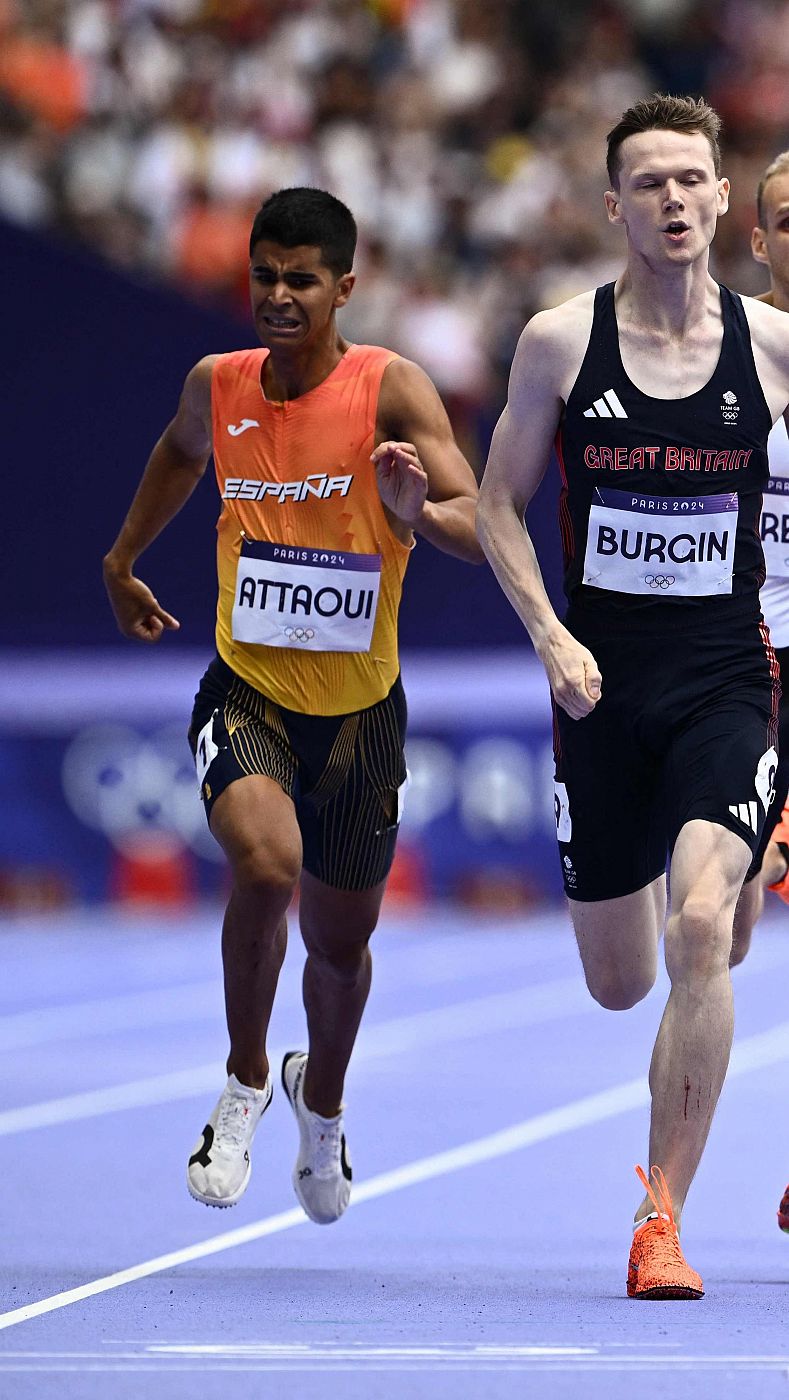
top-left (302, 1078), bottom-right (342, 1119)
top-left (227, 1059), bottom-right (270, 1091)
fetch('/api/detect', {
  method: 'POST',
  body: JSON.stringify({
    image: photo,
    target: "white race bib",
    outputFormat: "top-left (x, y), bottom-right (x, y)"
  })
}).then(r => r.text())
top-left (232, 541), bottom-right (381, 652)
top-left (583, 488), bottom-right (738, 597)
top-left (760, 477), bottom-right (789, 581)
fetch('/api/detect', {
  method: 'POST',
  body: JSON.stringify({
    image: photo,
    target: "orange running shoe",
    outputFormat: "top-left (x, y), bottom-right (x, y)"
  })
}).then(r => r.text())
top-left (627, 1165), bottom-right (704, 1299)
top-left (778, 1184), bottom-right (789, 1233)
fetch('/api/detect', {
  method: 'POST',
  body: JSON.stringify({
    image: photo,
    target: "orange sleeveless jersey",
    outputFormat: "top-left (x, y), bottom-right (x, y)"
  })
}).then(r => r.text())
top-left (211, 344), bottom-right (412, 715)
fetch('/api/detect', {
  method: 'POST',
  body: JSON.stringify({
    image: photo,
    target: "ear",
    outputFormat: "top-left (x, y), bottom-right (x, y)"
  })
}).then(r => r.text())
top-left (333, 273), bottom-right (356, 309)
top-left (752, 224), bottom-right (770, 267)
top-left (604, 188), bottom-right (623, 226)
top-left (716, 176), bottom-right (730, 215)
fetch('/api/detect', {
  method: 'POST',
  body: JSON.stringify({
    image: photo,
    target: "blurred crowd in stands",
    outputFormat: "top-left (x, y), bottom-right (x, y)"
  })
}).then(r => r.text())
top-left (3, 0), bottom-right (789, 459)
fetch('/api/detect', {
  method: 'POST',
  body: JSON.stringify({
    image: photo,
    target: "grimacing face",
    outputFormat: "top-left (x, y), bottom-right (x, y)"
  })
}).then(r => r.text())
top-left (752, 171), bottom-right (789, 298)
top-left (605, 129), bottom-right (729, 270)
top-left (249, 240), bottom-right (354, 350)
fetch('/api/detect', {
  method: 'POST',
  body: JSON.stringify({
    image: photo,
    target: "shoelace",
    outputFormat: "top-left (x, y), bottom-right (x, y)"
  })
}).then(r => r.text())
top-left (309, 1113), bottom-right (343, 1177)
top-left (634, 1163), bottom-right (687, 1269)
top-left (215, 1092), bottom-right (253, 1152)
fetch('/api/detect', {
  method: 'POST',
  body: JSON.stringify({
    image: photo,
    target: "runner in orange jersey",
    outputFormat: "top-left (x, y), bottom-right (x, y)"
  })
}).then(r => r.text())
top-left (103, 187), bottom-right (482, 1222)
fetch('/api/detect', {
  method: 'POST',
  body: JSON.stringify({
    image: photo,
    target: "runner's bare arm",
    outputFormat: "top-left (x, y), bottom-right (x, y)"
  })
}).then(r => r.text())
top-left (373, 358), bottom-right (484, 563)
top-left (742, 296), bottom-right (789, 425)
top-left (103, 355), bottom-right (216, 643)
top-left (476, 312), bottom-right (602, 720)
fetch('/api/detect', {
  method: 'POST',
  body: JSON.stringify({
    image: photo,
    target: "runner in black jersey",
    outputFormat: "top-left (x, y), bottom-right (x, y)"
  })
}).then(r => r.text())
top-left (729, 151), bottom-right (789, 1243)
top-left (478, 94), bottom-right (789, 1300)
top-left (731, 152), bottom-right (789, 971)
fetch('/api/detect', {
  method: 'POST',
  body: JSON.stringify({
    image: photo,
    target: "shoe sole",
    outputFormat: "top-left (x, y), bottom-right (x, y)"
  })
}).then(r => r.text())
top-left (186, 1081), bottom-right (272, 1208)
top-left (630, 1285), bottom-right (704, 1299)
top-left (281, 1050), bottom-right (346, 1226)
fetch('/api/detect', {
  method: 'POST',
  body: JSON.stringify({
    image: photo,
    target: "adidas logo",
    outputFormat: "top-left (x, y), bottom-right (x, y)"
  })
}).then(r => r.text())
top-left (583, 389), bottom-right (627, 419)
top-left (729, 801), bottom-right (759, 833)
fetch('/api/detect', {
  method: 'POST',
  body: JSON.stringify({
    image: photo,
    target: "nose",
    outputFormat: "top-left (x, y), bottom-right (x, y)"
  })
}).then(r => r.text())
top-left (663, 180), bottom-right (685, 210)
top-left (268, 278), bottom-right (293, 307)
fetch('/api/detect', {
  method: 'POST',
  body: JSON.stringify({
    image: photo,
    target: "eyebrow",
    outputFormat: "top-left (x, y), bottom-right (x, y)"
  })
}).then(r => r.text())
top-left (250, 264), bottom-right (319, 276)
top-left (632, 167), bottom-right (709, 181)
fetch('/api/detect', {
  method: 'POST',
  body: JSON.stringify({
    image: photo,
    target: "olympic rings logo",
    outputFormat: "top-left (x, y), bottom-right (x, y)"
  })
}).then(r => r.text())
top-left (283, 626), bottom-right (315, 642)
top-left (644, 574), bottom-right (675, 589)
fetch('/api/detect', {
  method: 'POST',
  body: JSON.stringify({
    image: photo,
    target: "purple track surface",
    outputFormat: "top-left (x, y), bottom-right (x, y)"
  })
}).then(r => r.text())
top-left (1, 901), bottom-right (788, 1399)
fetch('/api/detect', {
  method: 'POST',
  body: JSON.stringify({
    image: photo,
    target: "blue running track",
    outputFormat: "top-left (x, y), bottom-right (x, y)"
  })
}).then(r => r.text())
top-left (0, 902), bottom-right (788, 1399)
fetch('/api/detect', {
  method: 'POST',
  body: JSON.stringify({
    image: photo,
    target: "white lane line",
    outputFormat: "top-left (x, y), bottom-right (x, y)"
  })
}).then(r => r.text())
top-left (0, 1359), bottom-right (787, 1374)
top-left (0, 974), bottom-right (591, 1137)
top-left (3, 912), bottom-right (785, 1052)
top-left (0, 928), bottom-right (572, 1049)
top-left (3, 920), bottom-right (786, 1136)
top-left (2, 1014), bottom-right (789, 1333)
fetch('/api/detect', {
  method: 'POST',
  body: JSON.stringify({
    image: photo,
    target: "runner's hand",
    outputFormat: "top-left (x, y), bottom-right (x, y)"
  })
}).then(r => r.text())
top-left (537, 626), bottom-right (602, 720)
top-left (103, 569), bottom-right (180, 644)
top-left (371, 440), bottom-right (429, 526)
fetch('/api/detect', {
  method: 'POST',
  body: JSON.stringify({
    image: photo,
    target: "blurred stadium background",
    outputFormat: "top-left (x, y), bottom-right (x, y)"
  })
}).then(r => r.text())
top-left (2, 0), bottom-right (786, 914)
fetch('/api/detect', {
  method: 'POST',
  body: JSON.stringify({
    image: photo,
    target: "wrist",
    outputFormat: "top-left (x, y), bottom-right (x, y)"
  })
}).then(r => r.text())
top-left (530, 617), bottom-right (565, 658)
top-left (103, 550), bottom-right (134, 579)
top-left (407, 496), bottom-right (431, 531)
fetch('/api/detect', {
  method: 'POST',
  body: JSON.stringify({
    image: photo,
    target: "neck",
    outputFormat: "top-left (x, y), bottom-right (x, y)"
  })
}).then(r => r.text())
top-left (617, 249), bottom-right (714, 336)
top-left (262, 329), bottom-right (348, 402)
top-left (769, 284), bottom-right (789, 315)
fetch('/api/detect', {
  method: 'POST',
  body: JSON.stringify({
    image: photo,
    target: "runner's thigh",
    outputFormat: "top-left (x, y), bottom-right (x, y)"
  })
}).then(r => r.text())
top-left (295, 677), bottom-right (408, 892)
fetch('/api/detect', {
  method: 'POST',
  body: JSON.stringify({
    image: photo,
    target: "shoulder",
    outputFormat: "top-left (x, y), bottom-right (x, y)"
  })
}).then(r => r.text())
top-left (178, 354), bottom-right (222, 414)
top-left (515, 291), bottom-right (596, 373)
top-left (740, 293), bottom-right (789, 362)
top-left (509, 290), bottom-right (597, 401)
top-left (378, 354), bottom-right (446, 424)
top-left (186, 352), bottom-right (223, 385)
top-left (381, 354), bottom-right (434, 395)
top-left (740, 290), bottom-right (784, 327)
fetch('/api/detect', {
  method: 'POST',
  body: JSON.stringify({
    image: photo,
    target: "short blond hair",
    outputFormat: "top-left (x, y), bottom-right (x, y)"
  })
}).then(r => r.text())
top-left (757, 152), bottom-right (789, 226)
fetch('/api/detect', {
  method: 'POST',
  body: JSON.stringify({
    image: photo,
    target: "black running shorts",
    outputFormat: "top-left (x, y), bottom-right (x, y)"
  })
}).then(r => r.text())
top-left (747, 643), bottom-right (789, 878)
top-left (553, 603), bottom-right (780, 902)
top-left (188, 655), bottom-right (408, 891)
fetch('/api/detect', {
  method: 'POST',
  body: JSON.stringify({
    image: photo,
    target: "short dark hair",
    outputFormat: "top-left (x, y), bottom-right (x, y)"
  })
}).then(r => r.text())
top-left (249, 188), bottom-right (357, 275)
top-left (606, 93), bottom-right (722, 187)
top-left (757, 151), bottom-right (789, 226)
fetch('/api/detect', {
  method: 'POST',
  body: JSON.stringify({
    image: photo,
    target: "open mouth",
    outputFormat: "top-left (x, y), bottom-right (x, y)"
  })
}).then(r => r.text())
top-left (263, 315), bottom-right (301, 331)
top-left (662, 221), bottom-right (690, 240)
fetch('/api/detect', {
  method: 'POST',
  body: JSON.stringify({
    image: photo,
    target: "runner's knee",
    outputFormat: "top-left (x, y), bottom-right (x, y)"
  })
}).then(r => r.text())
top-left (583, 963), bottom-right (655, 1011)
top-left (305, 931), bottom-right (372, 985)
top-left (232, 838), bottom-right (300, 906)
top-left (665, 898), bottom-right (732, 981)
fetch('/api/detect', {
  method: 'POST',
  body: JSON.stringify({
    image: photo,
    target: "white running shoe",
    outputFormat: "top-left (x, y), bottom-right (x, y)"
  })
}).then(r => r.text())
top-left (187, 1073), bottom-right (272, 1208)
top-left (281, 1051), bottom-right (352, 1224)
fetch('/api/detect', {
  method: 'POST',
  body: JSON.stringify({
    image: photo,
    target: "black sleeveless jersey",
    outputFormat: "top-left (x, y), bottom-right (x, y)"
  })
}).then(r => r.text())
top-left (556, 282), bottom-right (772, 620)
